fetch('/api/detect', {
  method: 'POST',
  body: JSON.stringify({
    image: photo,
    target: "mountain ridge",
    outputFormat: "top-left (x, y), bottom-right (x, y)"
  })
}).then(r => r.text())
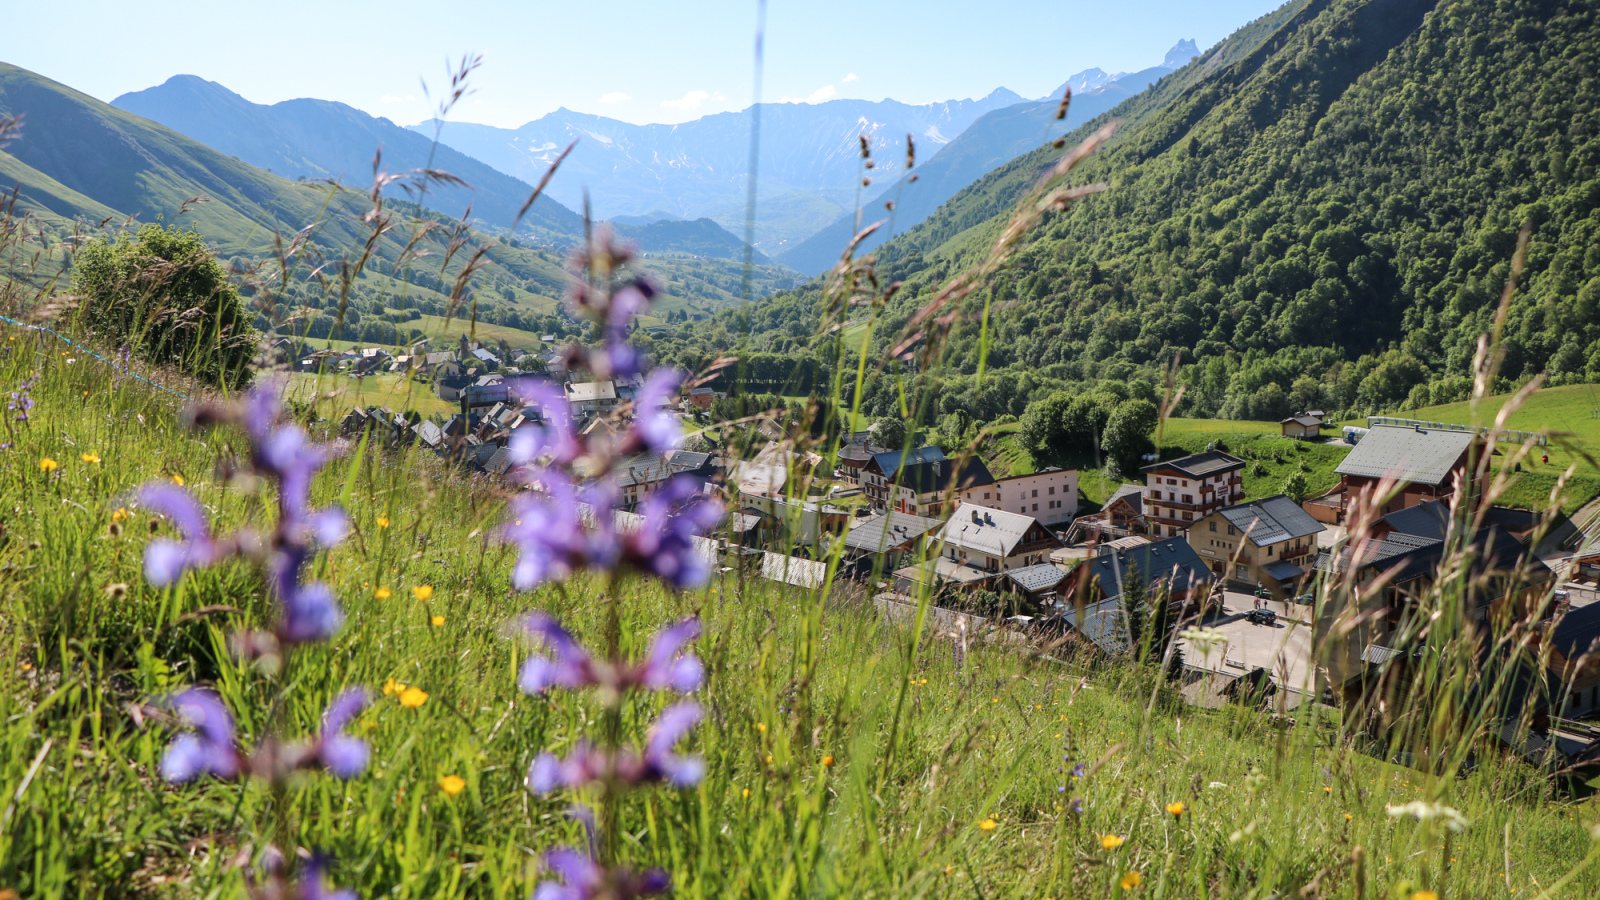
top-left (406, 89), bottom-right (1034, 249)
top-left (110, 75), bottom-right (581, 239)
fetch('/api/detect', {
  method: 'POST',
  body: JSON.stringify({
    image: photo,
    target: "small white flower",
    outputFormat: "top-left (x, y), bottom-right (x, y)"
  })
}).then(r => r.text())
top-left (1386, 801), bottom-right (1469, 833)
top-left (1179, 626), bottom-right (1228, 655)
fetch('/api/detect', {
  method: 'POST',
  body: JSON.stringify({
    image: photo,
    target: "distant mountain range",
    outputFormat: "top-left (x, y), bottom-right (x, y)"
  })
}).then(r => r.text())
top-left (401, 43), bottom-right (1198, 271)
top-left (110, 75), bottom-right (581, 239)
top-left (408, 91), bottom-right (1032, 250)
top-left (777, 42), bottom-right (1200, 275)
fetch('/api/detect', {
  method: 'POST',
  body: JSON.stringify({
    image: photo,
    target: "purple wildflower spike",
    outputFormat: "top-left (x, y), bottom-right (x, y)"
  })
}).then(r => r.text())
top-left (534, 846), bottom-right (669, 900)
top-left (639, 619), bottom-right (704, 693)
top-left (631, 368), bottom-right (685, 454)
top-left (161, 689), bottom-right (241, 782)
top-left (301, 688), bottom-right (370, 778)
top-left (644, 702), bottom-right (705, 787)
top-left (519, 615), bottom-right (700, 696)
top-left (277, 580), bottom-right (345, 644)
top-left (500, 477), bottom-right (590, 589)
top-left (506, 379), bottom-right (580, 468)
top-left (292, 855), bottom-right (358, 900)
top-left (526, 702), bottom-right (703, 793)
top-left (624, 475), bottom-right (723, 590)
top-left (137, 483), bottom-right (223, 586)
top-left (519, 613), bottom-right (598, 694)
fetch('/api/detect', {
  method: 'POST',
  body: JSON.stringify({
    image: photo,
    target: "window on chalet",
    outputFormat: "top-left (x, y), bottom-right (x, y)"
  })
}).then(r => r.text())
top-left (1048, 486), bottom-right (1055, 495)
top-left (1032, 489), bottom-right (1038, 498)
top-left (1183, 494), bottom-right (1193, 503)
top-left (1208, 521), bottom-right (1216, 532)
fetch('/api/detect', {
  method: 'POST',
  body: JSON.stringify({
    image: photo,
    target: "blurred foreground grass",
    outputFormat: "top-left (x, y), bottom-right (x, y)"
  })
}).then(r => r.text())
top-left (1, 327), bottom-right (1597, 897)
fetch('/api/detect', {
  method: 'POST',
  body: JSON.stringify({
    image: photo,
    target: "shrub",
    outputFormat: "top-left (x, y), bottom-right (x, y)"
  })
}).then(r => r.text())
top-left (73, 224), bottom-right (254, 387)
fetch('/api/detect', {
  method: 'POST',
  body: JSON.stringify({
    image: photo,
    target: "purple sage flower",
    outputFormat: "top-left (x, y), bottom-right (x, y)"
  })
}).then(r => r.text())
top-left (500, 477), bottom-right (590, 589)
top-left (161, 689), bottom-right (241, 782)
top-left (138, 483), bottom-right (224, 586)
top-left (275, 576), bottom-right (346, 644)
top-left (631, 368), bottom-right (685, 454)
top-left (299, 688), bottom-right (371, 778)
top-left (623, 475), bottom-right (723, 590)
top-left (519, 615), bottom-right (702, 696)
top-left (8, 376), bottom-right (35, 422)
top-left (527, 702), bottom-right (704, 793)
top-left (534, 847), bottom-right (668, 900)
top-left (507, 379), bottom-right (581, 468)
top-left (286, 855), bottom-right (357, 900)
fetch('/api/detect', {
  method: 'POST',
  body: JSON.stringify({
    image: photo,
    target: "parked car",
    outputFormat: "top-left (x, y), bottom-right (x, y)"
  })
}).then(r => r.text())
top-left (1246, 608), bottom-right (1278, 626)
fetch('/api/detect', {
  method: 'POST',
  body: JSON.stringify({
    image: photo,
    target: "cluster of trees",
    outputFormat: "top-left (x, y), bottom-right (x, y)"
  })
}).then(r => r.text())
top-left (1018, 390), bottom-right (1160, 478)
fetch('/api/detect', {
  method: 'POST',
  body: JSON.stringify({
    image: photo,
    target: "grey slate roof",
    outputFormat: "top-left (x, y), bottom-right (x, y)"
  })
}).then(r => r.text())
top-left (897, 456), bottom-right (995, 494)
top-left (870, 446), bottom-right (947, 476)
top-left (1282, 416), bottom-right (1322, 427)
top-left (1104, 482), bottom-right (1145, 515)
top-left (1140, 450), bottom-right (1245, 479)
top-left (1005, 563), bottom-right (1068, 594)
top-left (1334, 425), bottom-right (1475, 485)
top-left (1549, 603), bottom-right (1600, 663)
top-left (937, 504), bottom-right (1045, 557)
top-left (1260, 560), bottom-right (1306, 581)
top-left (1061, 596), bottom-right (1129, 655)
top-left (1087, 538), bottom-right (1213, 600)
top-left (1380, 499), bottom-right (1540, 543)
top-left (1220, 494), bottom-right (1325, 546)
top-left (844, 511), bottom-right (943, 554)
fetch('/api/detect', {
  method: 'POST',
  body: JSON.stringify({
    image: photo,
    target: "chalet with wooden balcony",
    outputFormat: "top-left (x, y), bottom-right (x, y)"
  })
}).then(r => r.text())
top-left (1139, 451), bottom-right (1246, 538)
top-left (1333, 424), bottom-right (1482, 519)
top-left (1190, 494), bottom-right (1325, 596)
top-left (933, 503), bottom-right (1062, 575)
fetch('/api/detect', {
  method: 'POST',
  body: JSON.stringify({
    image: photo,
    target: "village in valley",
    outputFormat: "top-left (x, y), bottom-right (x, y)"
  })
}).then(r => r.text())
top-left (314, 337), bottom-right (1600, 777)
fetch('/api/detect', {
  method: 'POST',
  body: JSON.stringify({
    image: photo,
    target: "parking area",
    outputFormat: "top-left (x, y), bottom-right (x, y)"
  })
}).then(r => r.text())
top-left (1176, 592), bottom-right (1317, 708)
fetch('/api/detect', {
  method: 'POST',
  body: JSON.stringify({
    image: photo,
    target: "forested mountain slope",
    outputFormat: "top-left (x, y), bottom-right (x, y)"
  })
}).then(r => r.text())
top-left (652, 0), bottom-right (1600, 423)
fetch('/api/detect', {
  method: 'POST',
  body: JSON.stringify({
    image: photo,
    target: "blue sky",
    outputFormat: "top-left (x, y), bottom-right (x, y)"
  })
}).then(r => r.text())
top-left (7, 0), bottom-right (1287, 127)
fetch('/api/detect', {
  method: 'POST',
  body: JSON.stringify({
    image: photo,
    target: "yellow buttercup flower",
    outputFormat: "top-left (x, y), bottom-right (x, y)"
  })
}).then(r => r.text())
top-left (399, 686), bottom-right (429, 708)
top-left (1100, 834), bottom-right (1125, 850)
top-left (756, 722), bottom-right (767, 733)
top-left (1120, 871), bottom-right (1142, 890)
top-left (383, 677), bottom-right (400, 696)
top-left (431, 615), bottom-right (445, 627)
top-left (978, 818), bottom-right (997, 831)
top-left (741, 788), bottom-right (750, 798)
top-left (413, 585), bottom-right (434, 601)
top-left (171, 473), bottom-right (185, 485)
top-left (377, 515), bottom-right (390, 529)
top-left (111, 508), bottom-right (130, 523)
top-left (375, 586), bottom-right (392, 600)
top-left (821, 755), bottom-right (834, 767)
top-left (1410, 892), bottom-right (1438, 900)
top-left (39, 457), bottom-right (58, 473)
top-left (438, 774), bottom-right (465, 796)
top-left (80, 453), bottom-right (100, 464)
top-left (1166, 801), bottom-right (1186, 818)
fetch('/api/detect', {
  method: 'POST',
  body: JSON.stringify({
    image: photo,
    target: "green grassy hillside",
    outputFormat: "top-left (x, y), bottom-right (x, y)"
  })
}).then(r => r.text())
top-left (3, 321), bottom-right (1596, 897)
